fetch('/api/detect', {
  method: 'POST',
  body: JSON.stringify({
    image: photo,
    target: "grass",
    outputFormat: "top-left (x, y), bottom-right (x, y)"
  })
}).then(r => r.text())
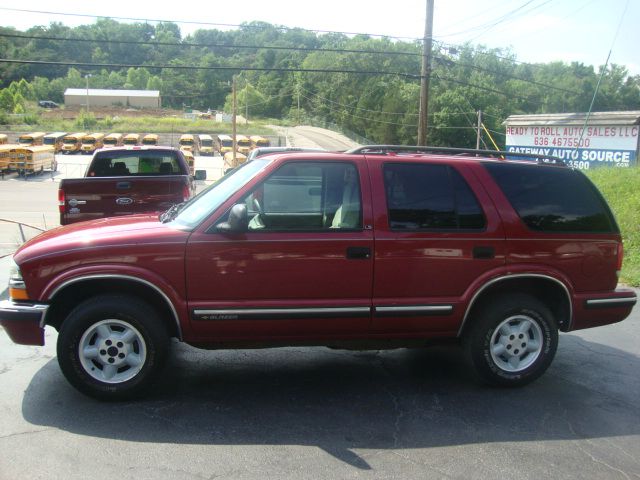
top-left (586, 167), bottom-right (640, 286)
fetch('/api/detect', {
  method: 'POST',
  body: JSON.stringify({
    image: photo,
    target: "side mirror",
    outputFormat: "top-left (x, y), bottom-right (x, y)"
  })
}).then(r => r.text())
top-left (194, 169), bottom-right (207, 181)
top-left (216, 203), bottom-right (248, 233)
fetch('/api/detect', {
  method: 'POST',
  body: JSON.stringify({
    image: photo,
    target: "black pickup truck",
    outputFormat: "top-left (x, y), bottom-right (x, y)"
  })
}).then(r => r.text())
top-left (58, 146), bottom-right (195, 225)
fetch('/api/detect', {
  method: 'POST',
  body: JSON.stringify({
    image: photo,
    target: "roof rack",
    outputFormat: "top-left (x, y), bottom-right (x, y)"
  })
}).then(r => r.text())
top-left (346, 145), bottom-right (565, 165)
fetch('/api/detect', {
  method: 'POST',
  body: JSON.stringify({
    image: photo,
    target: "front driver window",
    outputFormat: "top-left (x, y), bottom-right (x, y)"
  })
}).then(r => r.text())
top-left (242, 161), bottom-right (362, 231)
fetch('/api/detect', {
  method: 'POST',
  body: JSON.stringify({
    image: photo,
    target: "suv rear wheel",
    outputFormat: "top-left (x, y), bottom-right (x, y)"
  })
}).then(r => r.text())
top-left (464, 294), bottom-right (558, 387)
top-left (57, 294), bottom-right (169, 400)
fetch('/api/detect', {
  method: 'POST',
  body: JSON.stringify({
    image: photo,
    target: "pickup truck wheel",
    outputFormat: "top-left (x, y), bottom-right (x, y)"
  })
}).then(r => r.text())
top-left (57, 295), bottom-right (169, 400)
top-left (464, 294), bottom-right (558, 387)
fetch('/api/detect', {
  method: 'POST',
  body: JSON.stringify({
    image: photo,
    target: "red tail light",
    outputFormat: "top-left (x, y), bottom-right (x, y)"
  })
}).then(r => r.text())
top-left (182, 184), bottom-right (190, 202)
top-left (58, 188), bottom-right (65, 213)
top-left (616, 242), bottom-right (624, 274)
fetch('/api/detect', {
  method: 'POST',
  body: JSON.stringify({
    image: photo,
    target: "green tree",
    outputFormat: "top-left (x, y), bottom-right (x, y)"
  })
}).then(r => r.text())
top-left (0, 89), bottom-right (13, 111)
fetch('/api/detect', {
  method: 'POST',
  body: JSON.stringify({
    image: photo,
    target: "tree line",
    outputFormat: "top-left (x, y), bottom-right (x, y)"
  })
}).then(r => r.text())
top-left (1, 18), bottom-right (639, 147)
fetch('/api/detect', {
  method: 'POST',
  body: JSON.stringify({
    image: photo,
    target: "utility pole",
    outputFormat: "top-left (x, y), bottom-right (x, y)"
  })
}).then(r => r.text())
top-left (297, 87), bottom-right (301, 126)
top-left (417, 0), bottom-right (434, 146)
top-left (476, 110), bottom-right (482, 150)
top-left (232, 75), bottom-right (237, 168)
top-left (244, 80), bottom-right (249, 125)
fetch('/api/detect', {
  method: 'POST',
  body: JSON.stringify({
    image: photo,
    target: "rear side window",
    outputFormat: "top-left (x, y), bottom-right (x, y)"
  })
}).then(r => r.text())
top-left (383, 163), bottom-right (485, 230)
top-left (484, 162), bottom-right (617, 233)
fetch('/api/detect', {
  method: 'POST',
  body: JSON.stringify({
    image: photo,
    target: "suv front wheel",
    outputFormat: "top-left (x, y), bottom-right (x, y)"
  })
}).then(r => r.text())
top-left (57, 294), bottom-right (169, 400)
top-left (464, 294), bottom-right (558, 387)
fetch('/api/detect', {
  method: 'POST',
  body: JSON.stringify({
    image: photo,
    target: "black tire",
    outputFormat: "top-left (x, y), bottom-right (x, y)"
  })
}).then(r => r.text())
top-left (463, 294), bottom-right (558, 387)
top-left (57, 294), bottom-right (169, 401)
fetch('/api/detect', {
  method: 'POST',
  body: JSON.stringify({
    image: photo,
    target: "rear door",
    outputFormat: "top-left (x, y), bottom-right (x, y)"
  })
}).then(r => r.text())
top-left (369, 159), bottom-right (506, 335)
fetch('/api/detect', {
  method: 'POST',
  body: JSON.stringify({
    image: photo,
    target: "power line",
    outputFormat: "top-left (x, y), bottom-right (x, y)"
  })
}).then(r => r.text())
top-left (432, 55), bottom-right (580, 94)
top-left (0, 32), bottom-right (578, 96)
top-left (0, 32), bottom-right (423, 59)
top-left (432, 73), bottom-right (539, 102)
top-left (0, 7), bottom-right (424, 43)
top-left (0, 58), bottom-right (421, 78)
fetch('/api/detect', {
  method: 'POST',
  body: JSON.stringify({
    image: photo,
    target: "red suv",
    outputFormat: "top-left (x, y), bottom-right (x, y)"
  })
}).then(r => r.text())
top-left (1, 146), bottom-right (636, 400)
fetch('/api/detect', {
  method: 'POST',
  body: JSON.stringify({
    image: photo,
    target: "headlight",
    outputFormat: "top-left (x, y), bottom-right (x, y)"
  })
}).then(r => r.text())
top-left (8, 258), bottom-right (29, 301)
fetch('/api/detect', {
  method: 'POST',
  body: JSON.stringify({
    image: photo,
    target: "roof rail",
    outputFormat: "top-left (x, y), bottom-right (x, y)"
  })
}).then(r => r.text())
top-left (346, 145), bottom-right (564, 165)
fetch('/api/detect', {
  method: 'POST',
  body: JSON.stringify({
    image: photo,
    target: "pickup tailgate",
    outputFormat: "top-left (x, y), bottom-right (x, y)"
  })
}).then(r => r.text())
top-left (60, 176), bottom-right (188, 225)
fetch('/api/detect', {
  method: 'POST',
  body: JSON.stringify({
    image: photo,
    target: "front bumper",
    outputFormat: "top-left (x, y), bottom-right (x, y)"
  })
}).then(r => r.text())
top-left (0, 300), bottom-right (48, 346)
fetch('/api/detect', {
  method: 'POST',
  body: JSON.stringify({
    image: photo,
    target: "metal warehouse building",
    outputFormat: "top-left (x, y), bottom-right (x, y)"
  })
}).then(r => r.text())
top-left (64, 89), bottom-right (161, 108)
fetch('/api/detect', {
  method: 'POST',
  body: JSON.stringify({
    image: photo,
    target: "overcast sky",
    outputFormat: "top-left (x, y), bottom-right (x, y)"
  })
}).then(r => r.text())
top-left (1, 0), bottom-right (638, 75)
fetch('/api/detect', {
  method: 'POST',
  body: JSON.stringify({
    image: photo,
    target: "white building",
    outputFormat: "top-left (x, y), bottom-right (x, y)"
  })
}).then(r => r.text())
top-left (64, 89), bottom-right (161, 109)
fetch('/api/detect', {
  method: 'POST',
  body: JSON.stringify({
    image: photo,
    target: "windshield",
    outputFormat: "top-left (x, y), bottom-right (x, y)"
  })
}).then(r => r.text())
top-left (83, 138), bottom-right (96, 144)
top-left (170, 158), bottom-right (271, 229)
top-left (202, 140), bottom-right (213, 146)
top-left (44, 138), bottom-right (55, 145)
top-left (64, 138), bottom-right (78, 144)
top-left (19, 137), bottom-right (32, 144)
top-left (104, 139), bottom-right (118, 145)
top-left (180, 139), bottom-right (194, 146)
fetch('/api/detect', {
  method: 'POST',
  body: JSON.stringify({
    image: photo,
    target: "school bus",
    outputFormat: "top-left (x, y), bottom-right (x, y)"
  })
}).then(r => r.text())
top-left (0, 134), bottom-right (8, 145)
top-left (142, 133), bottom-right (159, 146)
top-left (199, 134), bottom-right (214, 155)
top-left (43, 132), bottom-right (67, 153)
top-left (81, 133), bottom-right (105, 154)
top-left (236, 134), bottom-right (252, 155)
top-left (250, 135), bottom-right (270, 149)
top-left (223, 150), bottom-right (247, 172)
top-left (62, 132), bottom-right (87, 154)
top-left (18, 132), bottom-right (46, 146)
top-left (123, 133), bottom-right (141, 146)
top-left (217, 134), bottom-right (233, 155)
top-left (182, 150), bottom-right (195, 176)
top-left (0, 144), bottom-right (20, 170)
top-left (9, 146), bottom-right (56, 175)
top-left (103, 133), bottom-right (124, 147)
top-left (179, 134), bottom-right (199, 155)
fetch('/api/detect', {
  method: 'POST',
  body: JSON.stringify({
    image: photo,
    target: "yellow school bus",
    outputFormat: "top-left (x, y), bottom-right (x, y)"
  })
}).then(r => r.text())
top-left (199, 134), bottom-right (214, 155)
top-left (182, 150), bottom-right (195, 176)
top-left (62, 132), bottom-right (87, 154)
top-left (123, 133), bottom-right (140, 146)
top-left (103, 133), bottom-right (124, 147)
top-left (179, 134), bottom-right (199, 155)
top-left (0, 144), bottom-right (20, 170)
top-left (223, 150), bottom-right (247, 172)
top-left (217, 134), bottom-right (233, 155)
top-left (250, 135), bottom-right (270, 149)
top-left (9, 146), bottom-right (56, 175)
top-left (43, 132), bottom-right (67, 153)
top-left (0, 134), bottom-right (8, 144)
top-left (18, 132), bottom-right (46, 146)
top-left (142, 133), bottom-right (159, 146)
top-left (81, 133), bottom-right (105, 154)
top-left (236, 134), bottom-right (252, 155)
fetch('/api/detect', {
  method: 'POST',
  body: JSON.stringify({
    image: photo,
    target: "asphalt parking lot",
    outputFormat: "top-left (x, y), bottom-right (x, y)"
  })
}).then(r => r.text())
top-left (1, 151), bottom-right (639, 479)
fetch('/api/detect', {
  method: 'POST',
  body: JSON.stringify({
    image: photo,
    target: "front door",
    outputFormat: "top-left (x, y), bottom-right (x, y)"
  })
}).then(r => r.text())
top-left (185, 159), bottom-right (374, 341)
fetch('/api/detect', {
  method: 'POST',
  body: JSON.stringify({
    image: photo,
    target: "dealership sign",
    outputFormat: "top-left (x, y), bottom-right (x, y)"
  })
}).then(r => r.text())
top-left (506, 125), bottom-right (639, 169)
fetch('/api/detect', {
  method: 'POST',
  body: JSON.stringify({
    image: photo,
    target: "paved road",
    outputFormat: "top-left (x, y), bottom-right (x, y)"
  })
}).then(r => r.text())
top-left (0, 298), bottom-right (639, 479)
top-left (269, 126), bottom-right (360, 151)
